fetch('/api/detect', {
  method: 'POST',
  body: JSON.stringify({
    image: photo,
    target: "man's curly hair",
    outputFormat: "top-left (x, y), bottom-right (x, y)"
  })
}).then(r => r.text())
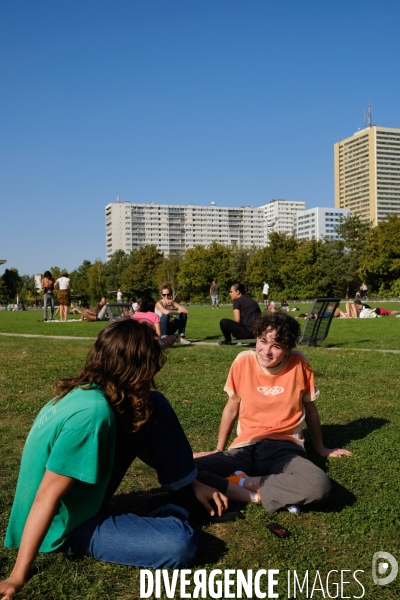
top-left (253, 312), bottom-right (300, 350)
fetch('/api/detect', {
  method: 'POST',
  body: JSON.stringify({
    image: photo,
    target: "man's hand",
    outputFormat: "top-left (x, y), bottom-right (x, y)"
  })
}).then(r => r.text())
top-left (191, 479), bottom-right (228, 517)
top-left (0, 576), bottom-right (24, 599)
top-left (193, 450), bottom-right (220, 458)
top-left (319, 447), bottom-right (352, 457)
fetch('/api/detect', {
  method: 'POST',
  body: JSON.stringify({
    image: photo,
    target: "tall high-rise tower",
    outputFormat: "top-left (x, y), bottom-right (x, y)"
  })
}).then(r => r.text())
top-left (334, 125), bottom-right (400, 225)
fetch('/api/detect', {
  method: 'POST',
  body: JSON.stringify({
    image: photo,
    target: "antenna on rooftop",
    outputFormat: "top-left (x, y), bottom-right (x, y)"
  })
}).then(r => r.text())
top-left (116, 196), bottom-right (120, 202)
top-left (364, 97), bottom-right (372, 128)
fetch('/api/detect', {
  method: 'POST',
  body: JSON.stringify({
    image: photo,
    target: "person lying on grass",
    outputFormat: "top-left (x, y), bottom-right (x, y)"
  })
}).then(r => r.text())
top-left (194, 312), bottom-right (352, 515)
top-left (0, 319), bottom-right (227, 600)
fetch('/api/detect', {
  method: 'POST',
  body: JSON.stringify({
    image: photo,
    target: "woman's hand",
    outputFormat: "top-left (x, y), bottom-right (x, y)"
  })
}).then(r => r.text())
top-left (0, 576), bottom-right (24, 599)
top-left (191, 479), bottom-right (228, 517)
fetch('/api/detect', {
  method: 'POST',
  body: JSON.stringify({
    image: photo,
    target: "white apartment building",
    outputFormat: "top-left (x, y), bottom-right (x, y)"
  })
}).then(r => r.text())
top-left (105, 198), bottom-right (307, 258)
top-left (259, 199), bottom-right (306, 242)
top-left (294, 207), bottom-right (350, 241)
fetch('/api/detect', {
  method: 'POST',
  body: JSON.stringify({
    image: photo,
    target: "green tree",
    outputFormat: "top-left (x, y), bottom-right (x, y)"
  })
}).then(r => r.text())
top-left (332, 215), bottom-right (371, 297)
top-left (178, 243), bottom-right (231, 302)
top-left (2, 268), bottom-right (21, 302)
top-left (0, 276), bottom-right (8, 303)
top-left (280, 238), bottom-right (326, 299)
top-left (359, 215), bottom-right (400, 295)
top-left (154, 254), bottom-right (182, 298)
top-left (50, 266), bottom-right (62, 280)
top-left (229, 245), bottom-right (257, 286)
top-left (103, 250), bottom-right (129, 292)
top-left (121, 245), bottom-right (164, 298)
top-left (18, 274), bottom-right (37, 305)
top-left (86, 260), bottom-right (106, 301)
top-left (69, 260), bottom-right (92, 303)
top-left (246, 233), bottom-right (300, 299)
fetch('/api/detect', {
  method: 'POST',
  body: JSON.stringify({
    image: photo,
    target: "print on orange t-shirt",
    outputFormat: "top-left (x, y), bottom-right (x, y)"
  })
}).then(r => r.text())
top-left (224, 350), bottom-right (319, 449)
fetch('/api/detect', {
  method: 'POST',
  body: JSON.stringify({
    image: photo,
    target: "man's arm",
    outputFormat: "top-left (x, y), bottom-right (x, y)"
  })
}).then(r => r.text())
top-left (0, 470), bottom-right (75, 600)
top-left (216, 398), bottom-right (240, 452)
top-left (304, 402), bottom-right (352, 457)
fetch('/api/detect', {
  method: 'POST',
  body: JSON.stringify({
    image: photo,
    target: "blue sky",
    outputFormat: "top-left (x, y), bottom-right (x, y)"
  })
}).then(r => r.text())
top-left (1, 0), bottom-right (400, 275)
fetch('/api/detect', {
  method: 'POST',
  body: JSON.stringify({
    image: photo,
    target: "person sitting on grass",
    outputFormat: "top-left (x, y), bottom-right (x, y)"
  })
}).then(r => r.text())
top-left (0, 319), bottom-right (227, 600)
top-left (194, 312), bottom-right (351, 515)
top-left (346, 299), bottom-right (400, 318)
top-left (218, 283), bottom-right (261, 345)
top-left (80, 297), bottom-right (109, 322)
top-left (299, 305), bottom-right (348, 319)
top-left (132, 294), bottom-right (176, 348)
top-left (155, 282), bottom-right (190, 344)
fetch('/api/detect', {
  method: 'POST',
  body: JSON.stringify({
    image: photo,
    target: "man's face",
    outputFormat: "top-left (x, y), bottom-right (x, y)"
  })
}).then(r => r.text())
top-left (161, 289), bottom-right (173, 305)
top-left (101, 297), bottom-right (106, 305)
top-left (256, 327), bottom-right (290, 369)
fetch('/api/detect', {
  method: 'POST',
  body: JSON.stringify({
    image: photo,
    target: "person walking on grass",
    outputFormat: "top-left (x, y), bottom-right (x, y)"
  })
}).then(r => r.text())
top-left (195, 312), bottom-right (351, 514)
top-left (262, 281), bottom-right (269, 305)
top-left (210, 280), bottom-right (220, 309)
top-left (0, 319), bottom-right (227, 600)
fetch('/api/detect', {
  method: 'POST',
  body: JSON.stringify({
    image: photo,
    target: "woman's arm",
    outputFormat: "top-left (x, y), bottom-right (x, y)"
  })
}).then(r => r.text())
top-left (233, 309), bottom-right (241, 323)
top-left (155, 301), bottom-right (170, 315)
top-left (190, 479), bottom-right (228, 517)
top-left (172, 301), bottom-right (188, 314)
top-left (154, 322), bottom-right (161, 337)
top-left (0, 470), bottom-right (75, 600)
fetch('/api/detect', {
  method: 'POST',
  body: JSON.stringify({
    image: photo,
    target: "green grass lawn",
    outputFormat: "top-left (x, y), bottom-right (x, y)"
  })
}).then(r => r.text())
top-left (1, 308), bottom-right (400, 598)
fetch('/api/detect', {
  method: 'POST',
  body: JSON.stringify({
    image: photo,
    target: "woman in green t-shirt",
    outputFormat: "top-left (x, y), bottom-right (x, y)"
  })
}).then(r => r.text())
top-left (1, 319), bottom-right (227, 600)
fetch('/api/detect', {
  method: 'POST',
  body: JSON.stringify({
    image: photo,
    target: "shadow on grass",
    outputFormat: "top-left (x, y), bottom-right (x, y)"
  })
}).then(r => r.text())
top-left (321, 416), bottom-right (389, 447)
top-left (305, 417), bottom-right (389, 462)
top-left (323, 339), bottom-right (374, 348)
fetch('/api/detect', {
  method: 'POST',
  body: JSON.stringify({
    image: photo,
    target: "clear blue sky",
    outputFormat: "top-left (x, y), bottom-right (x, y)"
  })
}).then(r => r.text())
top-left (1, 0), bottom-right (400, 275)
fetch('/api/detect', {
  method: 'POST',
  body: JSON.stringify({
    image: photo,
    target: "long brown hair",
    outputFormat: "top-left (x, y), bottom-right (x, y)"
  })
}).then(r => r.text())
top-left (54, 319), bottom-right (166, 431)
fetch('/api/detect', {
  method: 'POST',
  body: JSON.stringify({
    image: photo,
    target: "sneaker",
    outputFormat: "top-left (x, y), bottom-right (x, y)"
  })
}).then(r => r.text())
top-left (226, 471), bottom-right (248, 486)
top-left (286, 504), bottom-right (301, 515)
top-left (217, 340), bottom-right (231, 345)
top-left (43, 319), bottom-right (47, 322)
top-left (177, 337), bottom-right (191, 345)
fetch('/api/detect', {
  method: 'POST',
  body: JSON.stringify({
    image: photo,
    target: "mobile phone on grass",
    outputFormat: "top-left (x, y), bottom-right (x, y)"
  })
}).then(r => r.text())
top-left (266, 522), bottom-right (291, 538)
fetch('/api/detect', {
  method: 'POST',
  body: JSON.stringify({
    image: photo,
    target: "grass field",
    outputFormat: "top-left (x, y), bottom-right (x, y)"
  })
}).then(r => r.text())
top-left (0, 306), bottom-right (399, 599)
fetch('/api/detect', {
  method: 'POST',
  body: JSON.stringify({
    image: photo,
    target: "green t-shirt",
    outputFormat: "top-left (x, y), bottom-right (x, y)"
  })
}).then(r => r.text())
top-left (5, 385), bottom-right (116, 552)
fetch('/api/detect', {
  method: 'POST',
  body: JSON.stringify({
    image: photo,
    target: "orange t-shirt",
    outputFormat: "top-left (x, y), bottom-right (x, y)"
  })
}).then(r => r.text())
top-left (224, 350), bottom-right (319, 449)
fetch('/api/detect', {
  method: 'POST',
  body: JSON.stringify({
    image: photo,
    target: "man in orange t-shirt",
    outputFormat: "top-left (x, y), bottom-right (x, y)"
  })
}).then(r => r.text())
top-left (194, 313), bottom-right (352, 514)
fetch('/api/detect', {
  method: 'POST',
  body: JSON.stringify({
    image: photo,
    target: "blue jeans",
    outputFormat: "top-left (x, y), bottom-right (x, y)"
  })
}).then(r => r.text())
top-left (64, 392), bottom-right (199, 568)
top-left (43, 293), bottom-right (54, 320)
top-left (160, 312), bottom-right (187, 337)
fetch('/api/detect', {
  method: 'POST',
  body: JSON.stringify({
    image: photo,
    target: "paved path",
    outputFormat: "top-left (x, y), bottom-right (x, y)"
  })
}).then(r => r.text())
top-left (1, 332), bottom-right (400, 354)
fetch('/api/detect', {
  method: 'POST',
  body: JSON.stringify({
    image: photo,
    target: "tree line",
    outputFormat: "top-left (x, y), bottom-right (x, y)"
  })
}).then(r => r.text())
top-left (1, 215), bottom-right (400, 305)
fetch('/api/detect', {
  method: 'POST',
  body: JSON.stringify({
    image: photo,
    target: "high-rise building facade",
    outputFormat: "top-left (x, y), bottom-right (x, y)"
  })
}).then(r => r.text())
top-left (105, 199), bottom-right (305, 258)
top-left (334, 126), bottom-right (400, 225)
top-left (260, 199), bottom-right (306, 241)
top-left (294, 207), bottom-right (350, 241)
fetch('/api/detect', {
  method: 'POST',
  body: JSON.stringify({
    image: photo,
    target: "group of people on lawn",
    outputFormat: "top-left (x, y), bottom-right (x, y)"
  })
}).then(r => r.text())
top-left (0, 296), bottom-right (353, 599)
